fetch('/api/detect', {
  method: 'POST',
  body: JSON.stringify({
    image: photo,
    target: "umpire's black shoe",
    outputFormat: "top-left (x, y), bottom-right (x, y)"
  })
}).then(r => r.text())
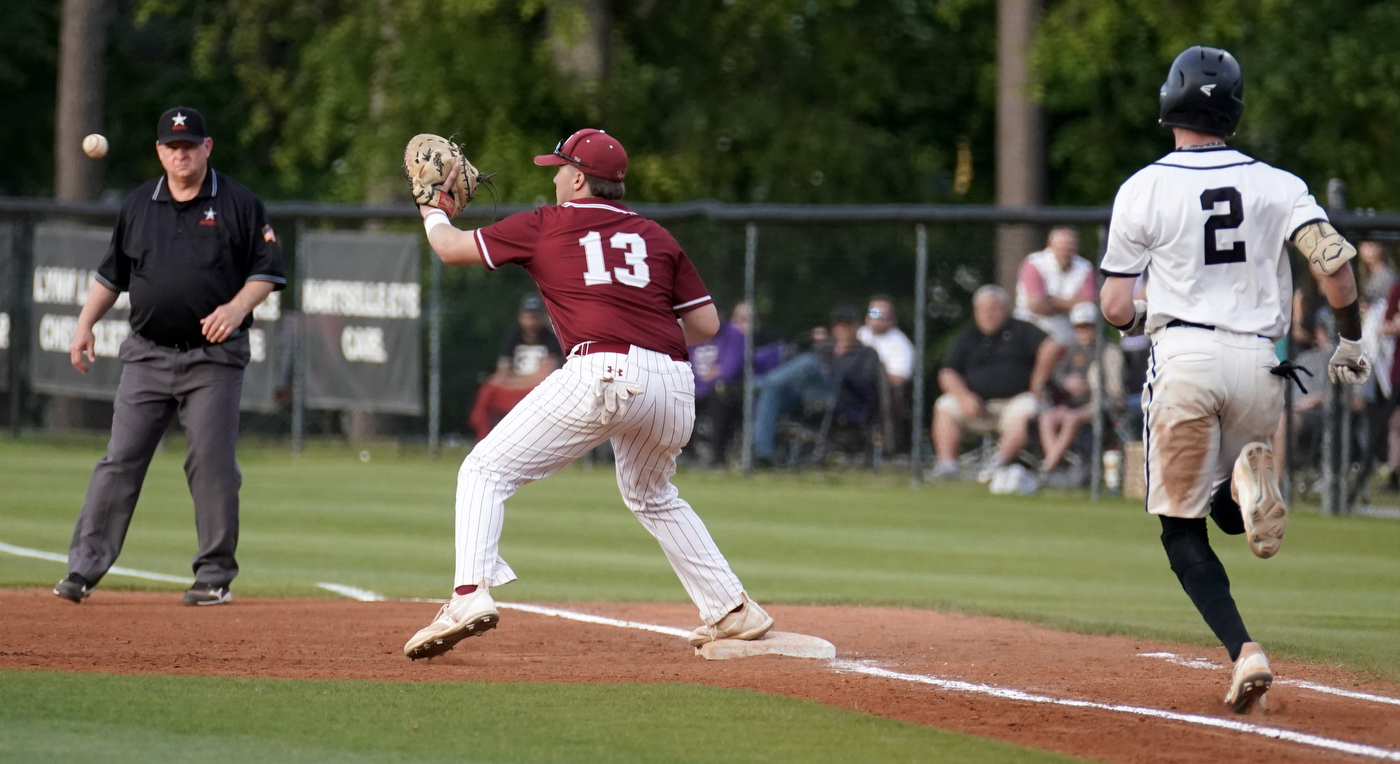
top-left (54, 573), bottom-right (94, 603)
top-left (182, 583), bottom-right (232, 607)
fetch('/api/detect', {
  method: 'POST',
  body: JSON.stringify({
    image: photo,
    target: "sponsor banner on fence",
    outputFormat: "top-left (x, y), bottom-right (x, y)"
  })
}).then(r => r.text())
top-left (300, 231), bottom-right (423, 415)
top-left (29, 225), bottom-right (129, 399)
top-left (28, 223), bottom-right (282, 410)
top-left (0, 223), bottom-right (11, 392)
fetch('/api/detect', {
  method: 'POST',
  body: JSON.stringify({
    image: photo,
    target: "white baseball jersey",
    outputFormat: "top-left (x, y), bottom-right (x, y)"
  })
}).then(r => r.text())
top-left (1101, 147), bottom-right (1328, 338)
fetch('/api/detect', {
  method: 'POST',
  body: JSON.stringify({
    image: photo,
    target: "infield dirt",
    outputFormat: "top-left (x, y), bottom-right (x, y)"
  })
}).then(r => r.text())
top-left (2, 589), bottom-right (1396, 763)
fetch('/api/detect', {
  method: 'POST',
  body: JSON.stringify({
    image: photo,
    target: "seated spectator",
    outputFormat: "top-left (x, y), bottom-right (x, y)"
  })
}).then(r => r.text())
top-left (1039, 302), bottom-right (1099, 474)
top-left (858, 295), bottom-right (916, 451)
top-left (857, 296), bottom-right (914, 386)
top-left (1013, 226), bottom-right (1096, 347)
top-left (751, 305), bottom-right (883, 467)
top-left (689, 302), bottom-right (783, 465)
top-left (929, 285), bottom-right (1060, 480)
top-left (468, 294), bottom-right (562, 439)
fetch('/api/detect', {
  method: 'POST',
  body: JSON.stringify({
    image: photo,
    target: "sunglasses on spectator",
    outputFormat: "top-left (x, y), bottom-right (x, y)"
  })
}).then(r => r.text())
top-left (868, 308), bottom-right (889, 318)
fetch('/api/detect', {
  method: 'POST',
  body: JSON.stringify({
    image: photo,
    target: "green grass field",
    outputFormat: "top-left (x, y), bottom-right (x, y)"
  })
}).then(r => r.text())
top-left (2, 436), bottom-right (1398, 762)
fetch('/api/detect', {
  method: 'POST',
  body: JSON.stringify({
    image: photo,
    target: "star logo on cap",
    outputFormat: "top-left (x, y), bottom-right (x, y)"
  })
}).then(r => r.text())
top-left (204, 209), bottom-right (217, 221)
top-left (173, 112), bottom-right (188, 128)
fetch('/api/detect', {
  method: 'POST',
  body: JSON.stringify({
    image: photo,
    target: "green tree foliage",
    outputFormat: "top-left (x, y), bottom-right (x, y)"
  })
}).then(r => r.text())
top-left (1034, 0), bottom-right (1400, 209)
top-left (0, 0), bottom-right (58, 196)
top-left (132, 0), bottom-right (997, 204)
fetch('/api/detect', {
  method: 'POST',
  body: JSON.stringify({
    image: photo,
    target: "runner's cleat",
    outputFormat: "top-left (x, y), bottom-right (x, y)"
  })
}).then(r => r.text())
top-left (1225, 651), bottom-right (1272, 714)
top-left (1232, 442), bottom-right (1287, 558)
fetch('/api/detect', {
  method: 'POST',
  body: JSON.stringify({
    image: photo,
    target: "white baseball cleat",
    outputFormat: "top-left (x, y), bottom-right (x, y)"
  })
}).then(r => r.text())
top-left (687, 593), bottom-right (774, 647)
top-left (1225, 649), bottom-right (1272, 714)
top-left (404, 587), bottom-right (500, 661)
top-left (1232, 442), bottom-right (1287, 558)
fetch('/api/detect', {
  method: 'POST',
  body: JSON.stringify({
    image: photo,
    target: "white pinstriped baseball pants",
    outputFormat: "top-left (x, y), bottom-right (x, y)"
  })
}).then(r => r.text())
top-left (455, 346), bottom-right (747, 625)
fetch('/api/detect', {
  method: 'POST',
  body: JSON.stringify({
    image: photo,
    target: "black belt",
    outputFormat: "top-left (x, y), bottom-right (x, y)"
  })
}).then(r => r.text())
top-left (141, 328), bottom-right (245, 352)
top-left (1165, 319), bottom-right (1216, 331)
top-left (1164, 319), bottom-right (1272, 341)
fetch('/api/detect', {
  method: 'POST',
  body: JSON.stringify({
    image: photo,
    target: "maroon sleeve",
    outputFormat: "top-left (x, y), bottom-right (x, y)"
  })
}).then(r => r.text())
top-left (1386, 281), bottom-right (1400, 322)
top-left (475, 209), bottom-right (545, 270)
top-left (671, 252), bottom-right (712, 314)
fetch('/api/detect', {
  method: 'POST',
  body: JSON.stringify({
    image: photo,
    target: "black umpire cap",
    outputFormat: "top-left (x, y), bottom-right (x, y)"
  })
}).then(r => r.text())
top-left (157, 106), bottom-right (210, 144)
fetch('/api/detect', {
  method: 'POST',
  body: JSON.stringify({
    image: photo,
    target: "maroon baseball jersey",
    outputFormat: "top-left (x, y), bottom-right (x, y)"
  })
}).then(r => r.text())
top-left (473, 200), bottom-right (711, 360)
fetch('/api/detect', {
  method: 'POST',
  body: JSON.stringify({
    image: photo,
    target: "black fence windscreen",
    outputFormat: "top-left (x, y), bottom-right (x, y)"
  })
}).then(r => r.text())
top-left (299, 231), bottom-right (423, 416)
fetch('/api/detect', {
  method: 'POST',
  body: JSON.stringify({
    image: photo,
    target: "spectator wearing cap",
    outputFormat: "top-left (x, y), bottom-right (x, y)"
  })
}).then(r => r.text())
top-left (1013, 227), bottom-right (1096, 347)
top-left (929, 285), bottom-right (1060, 480)
top-left (688, 302), bottom-right (784, 466)
top-left (468, 293), bottom-right (563, 439)
top-left (56, 106), bottom-right (284, 607)
top-left (1038, 302), bottom-right (1106, 475)
top-left (750, 305), bottom-right (883, 467)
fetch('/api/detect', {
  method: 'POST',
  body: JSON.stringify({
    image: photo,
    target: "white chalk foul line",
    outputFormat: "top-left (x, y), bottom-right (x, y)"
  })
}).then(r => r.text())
top-left (376, 592), bottom-right (1400, 762)
top-left (495, 601), bottom-right (692, 639)
top-left (315, 583), bottom-right (385, 602)
top-left (0, 540), bottom-right (188, 584)
top-left (1139, 652), bottom-right (1400, 707)
top-left (832, 660), bottom-right (1400, 762)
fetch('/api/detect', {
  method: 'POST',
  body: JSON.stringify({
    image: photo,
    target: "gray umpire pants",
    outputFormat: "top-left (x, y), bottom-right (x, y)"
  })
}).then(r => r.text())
top-left (68, 332), bottom-right (250, 587)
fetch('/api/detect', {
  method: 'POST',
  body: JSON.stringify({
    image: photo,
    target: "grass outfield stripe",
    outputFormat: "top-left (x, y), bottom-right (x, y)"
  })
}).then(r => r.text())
top-left (0, 540), bottom-right (188, 584)
top-left (832, 661), bottom-right (1400, 762)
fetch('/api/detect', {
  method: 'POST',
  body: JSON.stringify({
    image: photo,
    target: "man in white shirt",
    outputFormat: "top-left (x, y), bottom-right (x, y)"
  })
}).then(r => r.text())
top-left (857, 296), bottom-right (914, 386)
top-left (1014, 227), bottom-right (1097, 346)
top-left (1099, 46), bottom-right (1370, 715)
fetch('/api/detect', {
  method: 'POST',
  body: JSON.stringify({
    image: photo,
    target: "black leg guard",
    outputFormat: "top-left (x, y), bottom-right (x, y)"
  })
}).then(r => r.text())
top-left (1160, 516), bottom-right (1252, 661)
top-left (1209, 481), bottom-right (1245, 536)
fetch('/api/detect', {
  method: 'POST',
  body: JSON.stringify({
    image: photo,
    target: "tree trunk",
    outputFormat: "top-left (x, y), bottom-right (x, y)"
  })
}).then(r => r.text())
top-left (55, 0), bottom-right (113, 202)
top-left (52, 0), bottom-right (114, 429)
top-left (994, 0), bottom-right (1045, 293)
top-left (549, 0), bottom-right (612, 88)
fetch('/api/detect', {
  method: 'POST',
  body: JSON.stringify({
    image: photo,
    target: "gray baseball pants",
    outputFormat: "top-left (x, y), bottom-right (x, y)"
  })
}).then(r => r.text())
top-left (67, 332), bottom-right (250, 587)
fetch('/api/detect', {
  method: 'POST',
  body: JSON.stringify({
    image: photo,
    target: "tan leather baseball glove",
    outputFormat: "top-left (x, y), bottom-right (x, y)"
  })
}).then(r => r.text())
top-left (403, 134), bottom-right (481, 218)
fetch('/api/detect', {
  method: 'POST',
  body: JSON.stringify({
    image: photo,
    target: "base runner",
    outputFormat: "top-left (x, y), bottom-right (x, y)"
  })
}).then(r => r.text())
top-left (1100, 47), bottom-right (1370, 713)
top-left (400, 129), bottom-right (773, 660)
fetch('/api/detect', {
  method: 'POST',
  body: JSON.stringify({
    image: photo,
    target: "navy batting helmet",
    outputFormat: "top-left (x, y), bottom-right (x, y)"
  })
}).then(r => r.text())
top-left (1158, 46), bottom-right (1244, 137)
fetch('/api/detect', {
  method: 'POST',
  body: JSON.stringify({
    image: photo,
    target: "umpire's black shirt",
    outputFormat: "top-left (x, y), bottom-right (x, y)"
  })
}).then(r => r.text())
top-left (96, 168), bottom-right (285, 347)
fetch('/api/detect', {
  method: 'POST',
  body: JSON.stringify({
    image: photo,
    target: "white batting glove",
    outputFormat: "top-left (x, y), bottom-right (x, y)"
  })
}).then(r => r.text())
top-left (1328, 338), bottom-right (1372, 385)
top-left (587, 372), bottom-right (644, 425)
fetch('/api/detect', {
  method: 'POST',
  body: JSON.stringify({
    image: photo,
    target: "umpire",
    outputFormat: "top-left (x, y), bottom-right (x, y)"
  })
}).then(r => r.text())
top-left (54, 106), bottom-right (284, 606)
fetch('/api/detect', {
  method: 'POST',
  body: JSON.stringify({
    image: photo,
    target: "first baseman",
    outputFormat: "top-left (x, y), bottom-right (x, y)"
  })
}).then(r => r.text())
top-left (401, 129), bottom-right (773, 660)
top-left (1100, 47), bottom-right (1370, 712)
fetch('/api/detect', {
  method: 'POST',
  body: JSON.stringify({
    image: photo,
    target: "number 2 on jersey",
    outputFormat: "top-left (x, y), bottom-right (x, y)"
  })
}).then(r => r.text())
top-left (580, 231), bottom-right (650, 288)
top-left (1200, 187), bottom-right (1246, 265)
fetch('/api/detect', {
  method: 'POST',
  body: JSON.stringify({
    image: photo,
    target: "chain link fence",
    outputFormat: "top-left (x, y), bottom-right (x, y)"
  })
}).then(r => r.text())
top-left (3, 197), bottom-right (1399, 512)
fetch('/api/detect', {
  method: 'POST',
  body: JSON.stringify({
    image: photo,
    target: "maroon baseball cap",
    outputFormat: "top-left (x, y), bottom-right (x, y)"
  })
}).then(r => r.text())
top-left (533, 129), bottom-right (628, 181)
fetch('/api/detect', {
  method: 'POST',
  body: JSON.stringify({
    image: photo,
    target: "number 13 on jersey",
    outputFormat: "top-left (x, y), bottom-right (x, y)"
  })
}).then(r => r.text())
top-left (581, 231), bottom-right (650, 288)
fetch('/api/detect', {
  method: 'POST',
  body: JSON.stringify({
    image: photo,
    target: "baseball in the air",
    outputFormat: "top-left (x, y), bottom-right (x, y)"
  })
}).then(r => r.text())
top-left (82, 134), bottom-right (109, 159)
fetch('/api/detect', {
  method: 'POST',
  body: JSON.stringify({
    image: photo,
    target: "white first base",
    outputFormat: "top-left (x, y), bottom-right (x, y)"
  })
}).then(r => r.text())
top-left (695, 631), bottom-right (836, 661)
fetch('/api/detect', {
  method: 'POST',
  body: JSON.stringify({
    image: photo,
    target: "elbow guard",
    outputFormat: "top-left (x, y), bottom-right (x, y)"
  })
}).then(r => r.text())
top-left (1292, 221), bottom-right (1356, 276)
